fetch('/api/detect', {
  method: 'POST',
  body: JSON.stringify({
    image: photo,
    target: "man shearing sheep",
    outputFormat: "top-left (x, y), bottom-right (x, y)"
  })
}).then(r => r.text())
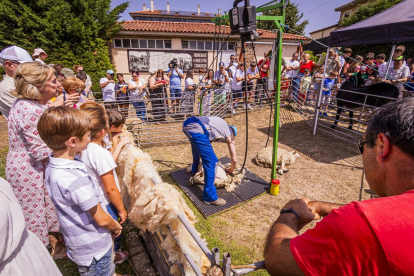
top-left (182, 116), bottom-right (238, 206)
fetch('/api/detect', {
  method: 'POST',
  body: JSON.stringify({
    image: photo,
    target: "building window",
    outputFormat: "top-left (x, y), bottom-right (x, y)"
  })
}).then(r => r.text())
top-left (181, 40), bottom-right (236, 51)
top-left (205, 41), bottom-right (213, 50)
top-left (114, 39), bottom-right (122, 48)
top-left (113, 38), bottom-right (171, 49)
top-left (156, 40), bottom-right (164, 49)
top-left (197, 41), bottom-right (204, 50)
top-left (122, 39), bottom-right (131, 48)
top-left (131, 39), bottom-right (139, 48)
top-left (343, 12), bottom-right (351, 19)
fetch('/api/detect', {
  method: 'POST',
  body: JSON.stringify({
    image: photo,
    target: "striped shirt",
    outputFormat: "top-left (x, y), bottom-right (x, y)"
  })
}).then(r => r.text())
top-left (45, 156), bottom-right (112, 266)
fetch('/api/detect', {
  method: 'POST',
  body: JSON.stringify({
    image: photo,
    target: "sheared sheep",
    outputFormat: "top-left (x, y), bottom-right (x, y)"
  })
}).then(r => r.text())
top-left (254, 147), bottom-right (300, 175)
top-left (187, 162), bottom-right (245, 192)
top-left (116, 132), bottom-right (211, 276)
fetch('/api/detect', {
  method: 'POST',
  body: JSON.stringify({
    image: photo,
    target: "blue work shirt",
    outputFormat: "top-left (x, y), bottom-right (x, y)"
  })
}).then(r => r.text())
top-left (167, 68), bottom-right (183, 89)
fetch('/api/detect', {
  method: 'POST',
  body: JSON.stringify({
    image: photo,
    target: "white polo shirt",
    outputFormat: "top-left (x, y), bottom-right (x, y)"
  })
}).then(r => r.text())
top-left (0, 75), bottom-right (16, 119)
top-left (100, 77), bottom-right (116, 102)
top-left (45, 156), bottom-right (112, 266)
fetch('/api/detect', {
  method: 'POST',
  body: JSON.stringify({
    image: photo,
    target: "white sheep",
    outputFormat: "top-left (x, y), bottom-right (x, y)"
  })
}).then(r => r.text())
top-left (254, 147), bottom-right (300, 175)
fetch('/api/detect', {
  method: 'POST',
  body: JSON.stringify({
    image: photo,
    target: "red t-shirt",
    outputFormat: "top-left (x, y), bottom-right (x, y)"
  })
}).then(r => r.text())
top-left (291, 190), bottom-right (414, 275)
top-left (299, 60), bottom-right (315, 73)
top-left (258, 59), bottom-right (270, 78)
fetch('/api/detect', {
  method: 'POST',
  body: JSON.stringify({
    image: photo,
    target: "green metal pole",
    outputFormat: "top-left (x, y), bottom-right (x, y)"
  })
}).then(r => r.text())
top-left (270, 2), bottom-right (285, 182)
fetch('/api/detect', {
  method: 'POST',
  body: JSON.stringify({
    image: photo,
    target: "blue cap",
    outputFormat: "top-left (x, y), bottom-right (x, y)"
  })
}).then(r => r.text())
top-left (219, 62), bottom-right (225, 66)
top-left (107, 69), bottom-right (114, 74)
top-left (230, 125), bottom-right (237, 137)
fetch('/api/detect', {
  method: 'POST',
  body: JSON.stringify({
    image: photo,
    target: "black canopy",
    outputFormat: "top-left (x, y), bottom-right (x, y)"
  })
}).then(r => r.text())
top-left (329, 0), bottom-right (414, 47)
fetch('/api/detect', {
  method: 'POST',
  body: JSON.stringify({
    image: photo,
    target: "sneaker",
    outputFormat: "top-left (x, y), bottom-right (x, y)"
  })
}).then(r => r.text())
top-left (203, 198), bottom-right (226, 206)
top-left (243, 104), bottom-right (246, 110)
top-left (319, 112), bottom-right (322, 116)
top-left (247, 104), bottom-right (254, 110)
top-left (231, 108), bottom-right (236, 115)
top-left (235, 103), bottom-right (238, 107)
top-left (323, 112), bottom-right (328, 117)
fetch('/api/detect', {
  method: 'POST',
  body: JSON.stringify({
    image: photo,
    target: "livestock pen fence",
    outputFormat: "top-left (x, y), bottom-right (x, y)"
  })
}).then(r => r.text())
top-left (91, 82), bottom-right (280, 146)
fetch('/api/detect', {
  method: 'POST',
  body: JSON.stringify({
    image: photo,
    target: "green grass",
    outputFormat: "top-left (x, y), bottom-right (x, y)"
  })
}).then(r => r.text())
top-left (0, 146), bottom-right (8, 179)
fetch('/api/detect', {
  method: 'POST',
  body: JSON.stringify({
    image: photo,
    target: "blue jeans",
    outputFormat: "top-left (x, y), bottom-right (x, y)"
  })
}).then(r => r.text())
top-left (183, 117), bottom-right (219, 202)
top-left (170, 88), bottom-right (182, 100)
top-left (106, 203), bottom-right (122, 252)
top-left (78, 247), bottom-right (115, 276)
top-left (132, 100), bottom-right (146, 120)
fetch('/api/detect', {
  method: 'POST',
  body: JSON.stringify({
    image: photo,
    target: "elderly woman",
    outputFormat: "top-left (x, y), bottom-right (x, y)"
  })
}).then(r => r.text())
top-left (6, 62), bottom-right (69, 257)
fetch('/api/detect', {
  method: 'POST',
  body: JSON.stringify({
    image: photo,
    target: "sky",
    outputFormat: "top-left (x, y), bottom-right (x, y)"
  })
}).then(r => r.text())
top-left (111, 0), bottom-right (351, 36)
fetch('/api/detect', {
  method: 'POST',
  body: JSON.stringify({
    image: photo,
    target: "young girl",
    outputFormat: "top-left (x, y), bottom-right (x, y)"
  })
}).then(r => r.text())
top-left (181, 70), bottom-right (196, 117)
top-left (115, 73), bottom-right (129, 117)
top-left (78, 102), bottom-right (129, 263)
top-left (200, 69), bottom-right (214, 116)
top-left (61, 77), bottom-right (89, 108)
top-left (347, 55), bottom-right (364, 79)
top-left (310, 67), bottom-right (327, 102)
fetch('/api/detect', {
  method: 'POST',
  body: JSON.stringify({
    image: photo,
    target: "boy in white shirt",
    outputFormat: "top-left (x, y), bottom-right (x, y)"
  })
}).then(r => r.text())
top-left (247, 61), bottom-right (260, 109)
top-left (38, 107), bottom-right (122, 276)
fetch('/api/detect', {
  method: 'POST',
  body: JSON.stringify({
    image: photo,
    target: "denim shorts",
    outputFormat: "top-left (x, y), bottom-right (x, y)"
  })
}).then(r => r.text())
top-left (78, 247), bottom-right (115, 276)
top-left (232, 89), bottom-right (242, 100)
top-left (170, 88), bottom-right (182, 100)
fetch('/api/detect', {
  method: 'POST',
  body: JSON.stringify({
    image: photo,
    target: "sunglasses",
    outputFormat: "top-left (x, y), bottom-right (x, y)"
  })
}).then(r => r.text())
top-left (78, 70), bottom-right (84, 72)
top-left (357, 136), bottom-right (377, 154)
top-left (132, 75), bottom-right (138, 77)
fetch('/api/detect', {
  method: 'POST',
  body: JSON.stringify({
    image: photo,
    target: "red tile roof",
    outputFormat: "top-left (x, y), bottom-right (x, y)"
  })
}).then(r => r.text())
top-left (120, 21), bottom-right (309, 41)
top-left (130, 10), bottom-right (215, 17)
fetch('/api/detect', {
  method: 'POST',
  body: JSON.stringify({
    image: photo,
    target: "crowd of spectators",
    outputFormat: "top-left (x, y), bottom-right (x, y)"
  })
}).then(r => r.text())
top-left (281, 45), bottom-right (414, 110)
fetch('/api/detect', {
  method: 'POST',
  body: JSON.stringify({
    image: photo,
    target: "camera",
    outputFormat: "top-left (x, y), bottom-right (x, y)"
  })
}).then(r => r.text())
top-left (170, 59), bottom-right (178, 68)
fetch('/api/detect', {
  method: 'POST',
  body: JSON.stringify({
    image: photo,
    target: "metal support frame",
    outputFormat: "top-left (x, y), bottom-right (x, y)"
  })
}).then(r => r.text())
top-left (384, 44), bottom-right (396, 79)
top-left (211, 0), bottom-right (286, 186)
top-left (312, 47), bottom-right (330, 136)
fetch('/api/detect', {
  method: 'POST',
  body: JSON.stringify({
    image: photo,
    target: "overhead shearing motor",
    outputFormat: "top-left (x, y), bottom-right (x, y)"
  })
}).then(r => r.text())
top-left (229, 0), bottom-right (257, 39)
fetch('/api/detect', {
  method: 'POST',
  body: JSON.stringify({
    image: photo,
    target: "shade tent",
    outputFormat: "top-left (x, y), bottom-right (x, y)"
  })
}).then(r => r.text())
top-left (329, 0), bottom-right (414, 47)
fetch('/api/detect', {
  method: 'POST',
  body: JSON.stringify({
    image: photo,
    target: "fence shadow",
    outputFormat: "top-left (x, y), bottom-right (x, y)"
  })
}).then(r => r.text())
top-left (257, 118), bottom-right (362, 167)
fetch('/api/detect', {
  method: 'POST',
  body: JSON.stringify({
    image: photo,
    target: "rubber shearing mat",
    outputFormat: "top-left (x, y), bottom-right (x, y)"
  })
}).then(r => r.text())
top-left (170, 157), bottom-right (269, 218)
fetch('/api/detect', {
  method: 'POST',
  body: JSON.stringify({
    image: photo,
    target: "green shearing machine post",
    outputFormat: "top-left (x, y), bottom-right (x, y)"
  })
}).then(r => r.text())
top-left (212, 0), bottom-right (286, 187)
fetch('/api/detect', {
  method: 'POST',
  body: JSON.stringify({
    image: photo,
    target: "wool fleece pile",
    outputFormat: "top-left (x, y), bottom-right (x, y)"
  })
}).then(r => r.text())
top-left (116, 139), bottom-right (211, 275)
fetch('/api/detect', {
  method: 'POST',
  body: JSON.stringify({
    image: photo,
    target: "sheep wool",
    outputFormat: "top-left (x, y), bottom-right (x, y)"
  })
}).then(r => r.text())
top-left (254, 147), bottom-right (300, 175)
top-left (190, 163), bottom-right (245, 192)
top-left (116, 136), bottom-right (211, 275)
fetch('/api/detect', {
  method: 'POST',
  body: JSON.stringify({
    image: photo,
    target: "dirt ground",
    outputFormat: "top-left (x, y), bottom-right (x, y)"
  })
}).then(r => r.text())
top-left (144, 106), bottom-right (371, 274)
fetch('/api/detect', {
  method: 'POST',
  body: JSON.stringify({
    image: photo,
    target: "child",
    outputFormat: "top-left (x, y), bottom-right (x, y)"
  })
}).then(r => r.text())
top-left (321, 70), bottom-right (338, 117)
top-left (78, 102), bottom-right (129, 263)
top-left (39, 107), bottom-right (122, 275)
top-left (105, 109), bottom-right (129, 162)
top-left (310, 67), bottom-right (327, 102)
top-left (299, 69), bottom-right (311, 103)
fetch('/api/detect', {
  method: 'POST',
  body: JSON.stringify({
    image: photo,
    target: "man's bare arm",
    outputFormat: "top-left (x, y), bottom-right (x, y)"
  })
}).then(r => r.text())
top-left (308, 201), bottom-right (343, 217)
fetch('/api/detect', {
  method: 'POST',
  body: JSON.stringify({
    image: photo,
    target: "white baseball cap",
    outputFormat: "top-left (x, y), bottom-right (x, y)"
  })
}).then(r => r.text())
top-left (0, 45), bottom-right (33, 65)
top-left (32, 48), bottom-right (48, 57)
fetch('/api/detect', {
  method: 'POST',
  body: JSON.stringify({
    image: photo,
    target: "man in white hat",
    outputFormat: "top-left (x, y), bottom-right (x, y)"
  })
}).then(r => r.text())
top-left (0, 45), bottom-right (33, 119)
top-left (32, 48), bottom-right (48, 65)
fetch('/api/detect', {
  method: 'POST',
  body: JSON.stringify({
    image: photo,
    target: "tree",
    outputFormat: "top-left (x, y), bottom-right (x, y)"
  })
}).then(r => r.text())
top-left (0, 0), bottom-right (128, 91)
top-left (341, 0), bottom-right (403, 27)
top-left (258, 0), bottom-right (308, 35)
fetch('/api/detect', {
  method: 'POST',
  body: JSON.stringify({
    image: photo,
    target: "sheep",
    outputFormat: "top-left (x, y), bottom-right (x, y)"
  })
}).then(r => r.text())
top-left (254, 147), bottom-right (300, 175)
top-left (125, 117), bottom-right (143, 144)
top-left (187, 162), bottom-right (245, 192)
top-left (116, 137), bottom-right (211, 275)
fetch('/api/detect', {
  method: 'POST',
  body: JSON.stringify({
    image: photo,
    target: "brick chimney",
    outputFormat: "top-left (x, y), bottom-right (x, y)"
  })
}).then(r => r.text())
top-left (142, 3), bottom-right (146, 11)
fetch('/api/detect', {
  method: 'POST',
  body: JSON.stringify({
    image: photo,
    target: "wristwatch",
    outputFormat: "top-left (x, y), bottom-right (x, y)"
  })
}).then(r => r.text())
top-left (280, 208), bottom-right (300, 220)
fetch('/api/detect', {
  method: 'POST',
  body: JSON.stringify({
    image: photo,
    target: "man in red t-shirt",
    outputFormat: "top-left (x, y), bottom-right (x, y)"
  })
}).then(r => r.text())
top-left (256, 51), bottom-right (270, 105)
top-left (264, 98), bottom-right (414, 276)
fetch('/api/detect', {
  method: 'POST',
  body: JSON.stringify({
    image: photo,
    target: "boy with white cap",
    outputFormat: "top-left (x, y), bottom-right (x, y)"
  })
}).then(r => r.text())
top-left (33, 48), bottom-right (48, 65)
top-left (0, 45), bottom-right (33, 118)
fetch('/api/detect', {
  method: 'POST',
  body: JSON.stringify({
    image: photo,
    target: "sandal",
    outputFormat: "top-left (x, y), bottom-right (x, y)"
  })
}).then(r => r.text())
top-left (114, 251), bottom-right (129, 265)
top-left (52, 254), bottom-right (68, 260)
